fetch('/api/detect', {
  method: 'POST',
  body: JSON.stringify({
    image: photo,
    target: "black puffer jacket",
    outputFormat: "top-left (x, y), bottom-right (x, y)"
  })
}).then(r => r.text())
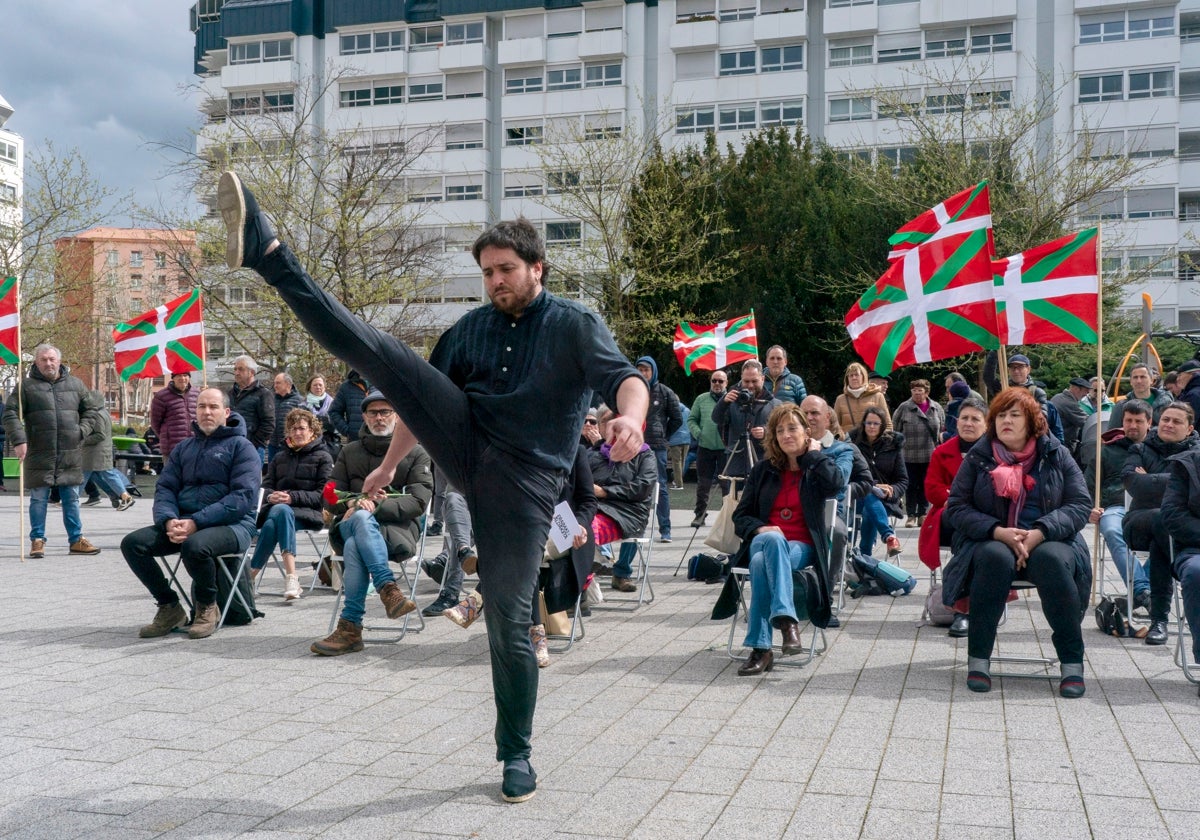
top-left (326, 430), bottom-right (434, 560)
top-left (2, 364), bottom-right (105, 487)
top-left (850, 429), bottom-right (909, 518)
top-left (230, 380), bottom-right (275, 449)
top-left (1122, 430), bottom-right (1200, 511)
top-left (260, 438), bottom-right (334, 530)
top-left (587, 443), bottom-right (658, 538)
top-left (329, 371), bottom-right (369, 441)
top-left (270, 387), bottom-right (307, 449)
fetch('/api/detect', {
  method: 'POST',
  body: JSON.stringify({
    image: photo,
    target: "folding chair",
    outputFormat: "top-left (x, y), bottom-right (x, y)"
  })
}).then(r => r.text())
top-left (987, 580), bottom-right (1057, 680)
top-left (1169, 537), bottom-right (1200, 687)
top-left (1094, 494), bottom-right (1147, 629)
top-left (724, 496), bottom-right (836, 668)
top-left (253, 527), bottom-right (331, 598)
top-left (831, 477), bottom-right (858, 618)
top-left (592, 482), bottom-right (657, 611)
top-left (326, 500), bottom-right (432, 643)
top-left (546, 593), bottom-right (585, 653)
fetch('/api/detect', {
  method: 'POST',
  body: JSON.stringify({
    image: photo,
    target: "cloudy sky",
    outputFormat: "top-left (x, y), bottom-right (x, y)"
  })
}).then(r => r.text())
top-left (0, 1), bottom-right (202, 223)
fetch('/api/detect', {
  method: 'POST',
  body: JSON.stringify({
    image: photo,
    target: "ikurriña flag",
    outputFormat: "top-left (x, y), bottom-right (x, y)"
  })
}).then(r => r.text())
top-left (0, 276), bottom-right (19, 365)
top-left (993, 228), bottom-right (1100, 346)
top-left (845, 228), bottom-right (999, 376)
top-left (112, 289), bottom-right (205, 381)
top-left (673, 312), bottom-right (758, 374)
top-left (888, 182), bottom-right (994, 263)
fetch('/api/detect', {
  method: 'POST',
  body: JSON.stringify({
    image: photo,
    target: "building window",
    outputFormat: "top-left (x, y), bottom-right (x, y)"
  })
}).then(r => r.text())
top-left (505, 67), bottom-right (544, 94)
top-left (1129, 10), bottom-right (1175, 39)
top-left (719, 102), bottom-right (757, 131)
top-left (129, 274), bottom-right (142, 289)
top-left (545, 221), bottom-right (582, 247)
top-left (445, 175), bottom-right (484, 202)
top-left (925, 28), bottom-right (967, 59)
top-left (1128, 69), bottom-right (1174, 100)
top-left (106, 250), bottom-right (119, 267)
top-left (546, 170), bottom-right (581, 194)
top-left (1078, 73), bottom-right (1123, 103)
top-left (585, 62), bottom-right (622, 87)
top-left (1127, 187), bottom-right (1175, 219)
top-left (970, 23), bottom-right (1012, 54)
top-left (970, 86), bottom-right (1011, 111)
top-left (408, 78), bottom-right (444, 101)
top-left (878, 146), bottom-right (918, 173)
top-left (1081, 9), bottom-right (1174, 43)
top-left (445, 122), bottom-right (484, 150)
top-left (718, 0), bottom-right (755, 21)
top-left (719, 50), bottom-right (757, 76)
top-left (547, 65), bottom-right (583, 91)
top-left (446, 21), bottom-right (484, 45)
top-left (409, 25), bottom-right (443, 51)
top-left (829, 96), bottom-right (872, 121)
top-left (547, 9), bottom-right (583, 38)
top-left (759, 99), bottom-right (803, 127)
top-left (263, 38), bottom-right (293, 61)
top-left (676, 51), bottom-right (714, 80)
top-left (505, 121), bottom-right (544, 146)
top-left (230, 89), bottom-right (293, 115)
top-left (0, 183), bottom-right (14, 204)
top-left (585, 5), bottom-right (623, 32)
top-left (676, 105), bottom-right (716, 134)
top-left (229, 38), bottom-right (292, 64)
top-left (0, 141), bottom-right (15, 163)
top-left (504, 171), bottom-right (544, 197)
top-left (876, 33), bottom-right (921, 63)
top-left (506, 14), bottom-right (544, 39)
top-left (340, 86), bottom-right (371, 108)
top-left (263, 90), bottom-right (294, 112)
top-left (371, 83), bottom-right (404, 106)
top-left (760, 44), bottom-right (803, 72)
top-left (584, 113), bottom-right (623, 139)
top-left (676, 0), bottom-right (716, 23)
top-left (1128, 127), bottom-right (1176, 158)
top-left (446, 71), bottom-right (484, 99)
top-left (340, 33), bottom-right (372, 55)
top-left (829, 41), bottom-right (872, 67)
top-left (925, 89), bottom-right (966, 115)
top-left (155, 252), bottom-right (167, 269)
top-left (407, 176), bottom-right (443, 203)
top-left (130, 251), bottom-right (143, 268)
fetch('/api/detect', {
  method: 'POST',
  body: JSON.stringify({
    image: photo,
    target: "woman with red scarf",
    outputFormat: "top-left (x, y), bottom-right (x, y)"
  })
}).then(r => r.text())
top-left (943, 388), bottom-right (1091, 697)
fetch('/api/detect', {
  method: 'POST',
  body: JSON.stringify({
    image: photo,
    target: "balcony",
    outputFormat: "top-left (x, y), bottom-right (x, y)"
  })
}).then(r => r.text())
top-left (825, 3), bottom-right (878, 36)
top-left (497, 37), bottom-right (545, 66)
top-left (578, 29), bottom-right (625, 59)
top-left (669, 18), bottom-right (720, 51)
top-left (754, 10), bottom-right (806, 43)
top-left (920, 0), bottom-right (1016, 27)
top-left (439, 43), bottom-right (488, 72)
top-left (220, 59), bottom-right (296, 90)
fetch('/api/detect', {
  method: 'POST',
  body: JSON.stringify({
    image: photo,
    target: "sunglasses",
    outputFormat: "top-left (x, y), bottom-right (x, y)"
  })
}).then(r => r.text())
top-left (584, 418), bottom-right (598, 425)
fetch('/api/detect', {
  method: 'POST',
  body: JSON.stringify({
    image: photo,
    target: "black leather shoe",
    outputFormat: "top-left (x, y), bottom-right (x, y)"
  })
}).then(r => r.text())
top-left (737, 648), bottom-right (774, 676)
top-left (218, 171), bottom-right (277, 269)
top-left (501, 761), bottom-right (537, 803)
top-left (825, 615), bottom-right (840, 629)
top-left (948, 614), bottom-right (969, 638)
top-left (778, 619), bottom-right (803, 655)
top-left (421, 557), bottom-right (447, 585)
top-left (1146, 619), bottom-right (1169, 645)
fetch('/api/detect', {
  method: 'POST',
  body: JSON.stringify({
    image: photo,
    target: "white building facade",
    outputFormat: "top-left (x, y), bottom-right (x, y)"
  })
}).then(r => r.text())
top-left (0, 91), bottom-right (22, 255)
top-left (191, 0), bottom-right (1200, 328)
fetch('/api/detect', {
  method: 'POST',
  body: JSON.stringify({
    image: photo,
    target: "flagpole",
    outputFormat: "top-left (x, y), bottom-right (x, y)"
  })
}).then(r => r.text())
top-left (199, 289), bottom-right (208, 389)
top-left (14, 278), bottom-right (24, 563)
top-left (1091, 225), bottom-right (1105, 606)
top-left (997, 345), bottom-right (1010, 390)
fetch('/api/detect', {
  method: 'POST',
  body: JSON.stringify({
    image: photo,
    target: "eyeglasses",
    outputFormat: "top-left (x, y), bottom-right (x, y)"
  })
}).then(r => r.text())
top-left (584, 418), bottom-right (598, 425)
top-left (364, 409), bottom-right (395, 418)
top-left (863, 421), bottom-right (882, 427)
top-left (712, 379), bottom-right (727, 384)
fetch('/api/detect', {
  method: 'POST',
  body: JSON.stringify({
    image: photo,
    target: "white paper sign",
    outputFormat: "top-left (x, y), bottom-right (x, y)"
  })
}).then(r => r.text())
top-left (547, 501), bottom-right (579, 554)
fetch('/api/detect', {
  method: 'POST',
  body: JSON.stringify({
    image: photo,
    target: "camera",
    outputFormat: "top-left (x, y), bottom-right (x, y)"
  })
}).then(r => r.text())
top-left (734, 388), bottom-right (766, 407)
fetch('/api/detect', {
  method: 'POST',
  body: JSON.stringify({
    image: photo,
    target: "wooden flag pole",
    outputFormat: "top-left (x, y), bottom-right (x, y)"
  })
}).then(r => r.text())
top-left (15, 278), bottom-right (24, 563)
top-left (1091, 226), bottom-right (1105, 605)
top-left (199, 289), bottom-right (208, 389)
top-left (997, 345), bottom-right (1010, 390)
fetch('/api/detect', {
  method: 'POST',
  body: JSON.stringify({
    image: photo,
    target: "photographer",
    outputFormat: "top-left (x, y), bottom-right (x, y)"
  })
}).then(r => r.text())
top-left (713, 359), bottom-right (781, 495)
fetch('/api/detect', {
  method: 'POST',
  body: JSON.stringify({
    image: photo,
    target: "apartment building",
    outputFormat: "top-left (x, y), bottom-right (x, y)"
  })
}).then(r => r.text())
top-left (191, 0), bottom-right (1200, 328)
top-left (0, 90), bottom-right (21, 268)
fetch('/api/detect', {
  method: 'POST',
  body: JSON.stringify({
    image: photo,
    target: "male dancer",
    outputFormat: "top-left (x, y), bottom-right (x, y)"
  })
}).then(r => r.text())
top-left (219, 172), bottom-right (648, 802)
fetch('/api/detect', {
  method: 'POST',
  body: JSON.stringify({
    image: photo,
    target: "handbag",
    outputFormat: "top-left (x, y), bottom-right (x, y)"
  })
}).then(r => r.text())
top-left (923, 583), bottom-right (955, 626)
top-left (704, 487), bottom-right (742, 555)
top-left (538, 591), bottom-right (573, 637)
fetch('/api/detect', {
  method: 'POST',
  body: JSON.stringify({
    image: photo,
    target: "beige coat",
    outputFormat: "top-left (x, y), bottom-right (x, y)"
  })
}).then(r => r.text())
top-left (834, 386), bottom-right (891, 436)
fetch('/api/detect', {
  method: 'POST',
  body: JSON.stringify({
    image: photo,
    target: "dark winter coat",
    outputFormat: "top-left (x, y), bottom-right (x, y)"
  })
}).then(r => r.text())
top-left (1108, 389), bottom-right (1174, 430)
top-left (328, 371), bottom-right (369, 441)
top-left (850, 429), bottom-right (909, 518)
top-left (1122, 430), bottom-right (1200, 511)
top-left (2, 363), bottom-right (105, 487)
top-left (764, 366), bottom-right (807, 404)
top-left (891, 399), bottom-right (945, 464)
top-left (230, 380), bottom-right (275, 449)
top-left (942, 433), bottom-right (1091, 610)
top-left (1161, 450), bottom-right (1200, 568)
top-left (270, 386), bottom-right (307, 449)
top-left (153, 414), bottom-right (262, 549)
top-left (1085, 431), bottom-right (1140, 509)
top-left (326, 430), bottom-right (434, 561)
top-left (634, 356), bottom-right (682, 450)
top-left (587, 442), bottom-right (658, 538)
top-left (81, 398), bottom-right (117, 473)
top-left (149, 382), bottom-right (198, 459)
top-left (259, 438), bottom-right (335, 531)
top-left (712, 389), bottom-right (781, 479)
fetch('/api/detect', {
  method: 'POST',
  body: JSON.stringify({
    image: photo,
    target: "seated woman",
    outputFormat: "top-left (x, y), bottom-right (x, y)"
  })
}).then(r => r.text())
top-left (249, 408), bottom-right (334, 599)
top-left (731, 403), bottom-right (842, 676)
top-left (920, 397), bottom-right (988, 637)
top-left (586, 406), bottom-right (658, 592)
top-left (943, 388), bottom-right (1091, 697)
top-left (849, 405), bottom-right (907, 560)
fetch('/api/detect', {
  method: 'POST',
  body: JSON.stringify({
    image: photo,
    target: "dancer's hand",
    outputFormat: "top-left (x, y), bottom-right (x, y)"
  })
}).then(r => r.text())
top-left (361, 465), bottom-right (393, 497)
top-left (606, 415), bottom-right (644, 462)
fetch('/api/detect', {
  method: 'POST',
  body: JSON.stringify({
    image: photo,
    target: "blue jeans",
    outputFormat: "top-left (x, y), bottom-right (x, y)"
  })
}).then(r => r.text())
top-left (30, 484), bottom-right (83, 544)
top-left (614, 541), bottom-right (637, 579)
top-left (653, 448), bottom-right (671, 537)
top-left (744, 532), bottom-right (815, 650)
top-left (250, 504), bottom-right (298, 570)
top-left (856, 493), bottom-right (895, 557)
top-left (1099, 505), bottom-right (1148, 595)
top-left (338, 510), bottom-right (396, 625)
top-left (1176, 554), bottom-right (1200, 664)
top-left (83, 468), bottom-right (128, 500)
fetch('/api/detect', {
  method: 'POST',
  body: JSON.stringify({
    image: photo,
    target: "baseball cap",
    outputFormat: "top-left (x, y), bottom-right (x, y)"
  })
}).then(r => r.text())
top-left (1008, 354), bottom-right (1031, 366)
top-left (1069, 377), bottom-right (1091, 389)
top-left (1178, 360), bottom-right (1200, 374)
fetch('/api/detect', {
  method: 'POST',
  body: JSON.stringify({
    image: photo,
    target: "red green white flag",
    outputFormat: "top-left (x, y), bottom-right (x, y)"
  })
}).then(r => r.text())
top-left (888, 182), bottom-right (994, 262)
top-left (0, 276), bottom-right (19, 365)
top-left (674, 312), bottom-right (758, 374)
top-left (845, 229), bottom-right (999, 375)
top-left (112, 289), bottom-right (205, 381)
top-left (993, 228), bottom-right (1100, 346)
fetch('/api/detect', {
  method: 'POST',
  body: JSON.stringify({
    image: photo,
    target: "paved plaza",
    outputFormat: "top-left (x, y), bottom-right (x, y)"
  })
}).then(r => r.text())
top-left (0, 485), bottom-right (1198, 839)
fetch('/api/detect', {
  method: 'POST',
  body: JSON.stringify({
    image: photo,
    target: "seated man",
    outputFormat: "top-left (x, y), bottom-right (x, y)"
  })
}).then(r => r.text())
top-left (1123, 402), bottom-right (1200, 645)
top-left (121, 387), bottom-right (261, 639)
top-left (1159, 445), bottom-right (1200, 694)
top-left (1086, 399), bottom-right (1152, 611)
top-left (312, 389), bottom-right (434, 656)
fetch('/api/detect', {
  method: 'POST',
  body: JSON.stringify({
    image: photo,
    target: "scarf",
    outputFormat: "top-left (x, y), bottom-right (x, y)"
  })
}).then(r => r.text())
top-left (956, 435), bottom-right (976, 454)
top-left (600, 441), bottom-right (652, 462)
top-left (306, 392), bottom-right (324, 407)
top-left (991, 436), bottom-right (1038, 527)
top-left (845, 385), bottom-right (867, 398)
top-left (916, 399), bottom-right (931, 416)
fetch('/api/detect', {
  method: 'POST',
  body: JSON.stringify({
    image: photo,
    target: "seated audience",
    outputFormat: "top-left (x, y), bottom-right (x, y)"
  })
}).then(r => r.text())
top-left (943, 388), bottom-right (1091, 698)
top-left (312, 390), bottom-right (433, 656)
top-left (1159, 445), bottom-right (1200, 694)
top-left (848, 405), bottom-right (906, 561)
top-left (248, 408), bottom-right (334, 600)
top-left (731, 403), bottom-right (841, 676)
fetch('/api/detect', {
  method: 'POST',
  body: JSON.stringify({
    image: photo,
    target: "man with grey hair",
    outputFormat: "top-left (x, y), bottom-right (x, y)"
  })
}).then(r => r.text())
top-left (229, 354), bottom-right (274, 463)
top-left (268, 371), bottom-right (305, 462)
top-left (3, 343), bottom-right (106, 557)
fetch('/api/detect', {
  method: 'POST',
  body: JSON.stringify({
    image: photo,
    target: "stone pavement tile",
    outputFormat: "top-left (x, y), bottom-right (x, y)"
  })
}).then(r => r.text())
top-left (580, 776), bottom-right (673, 836)
top-left (877, 737), bottom-right (947, 785)
top-left (1082, 793), bottom-right (1167, 831)
top-left (805, 766), bottom-right (879, 797)
top-left (615, 752), bottom-right (690, 782)
top-left (642, 790), bottom-right (728, 826)
top-left (1002, 753), bottom-right (1078, 788)
top-left (861, 804), bottom-right (942, 840)
top-left (1009, 781), bottom-right (1084, 812)
top-left (728, 778), bottom-right (802, 809)
top-left (870, 779), bottom-right (939, 812)
top-left (672, 762), bottom-right (747, 795)
top-left (938, 792), bottom-right (1011, 826)
top-left (1135, 760), bottom-right (1200, 811)
top-left (1012, 807), bottom-right (1092, 840)
top-left (153, 810), bottom-right (269, 839)
top-left (693, 742), bottom-right (760, 770)
top-left (1159, 807), bottom-right (1199, 840)
top-left (785, 793), bottom-right (868, 830)
top-left (0, 808), bottom-right (122, 840)
top-left (70, 783), bottom-right (185, 817)
top-left (1118, 722), bottom-right (1199, 764)
top-left (108, 794), bottom-right (229, 834)
top-left (710, 723), bottom-right (777, 748)
top-left (812, 736), bottom-right (886, 771)
top-left (936, 824), bottom-right (1012, 840)
top-left (703, 806), bottom-right (791, 840)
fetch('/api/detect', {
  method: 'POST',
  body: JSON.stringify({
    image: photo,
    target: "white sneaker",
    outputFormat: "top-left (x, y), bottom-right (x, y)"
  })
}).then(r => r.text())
top-left (284, 573), bottom-right (302, 601)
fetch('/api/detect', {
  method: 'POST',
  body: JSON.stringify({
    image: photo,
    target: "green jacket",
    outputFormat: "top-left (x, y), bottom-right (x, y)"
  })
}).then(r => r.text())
top-left (688, 390), bottom-right (726, 452)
